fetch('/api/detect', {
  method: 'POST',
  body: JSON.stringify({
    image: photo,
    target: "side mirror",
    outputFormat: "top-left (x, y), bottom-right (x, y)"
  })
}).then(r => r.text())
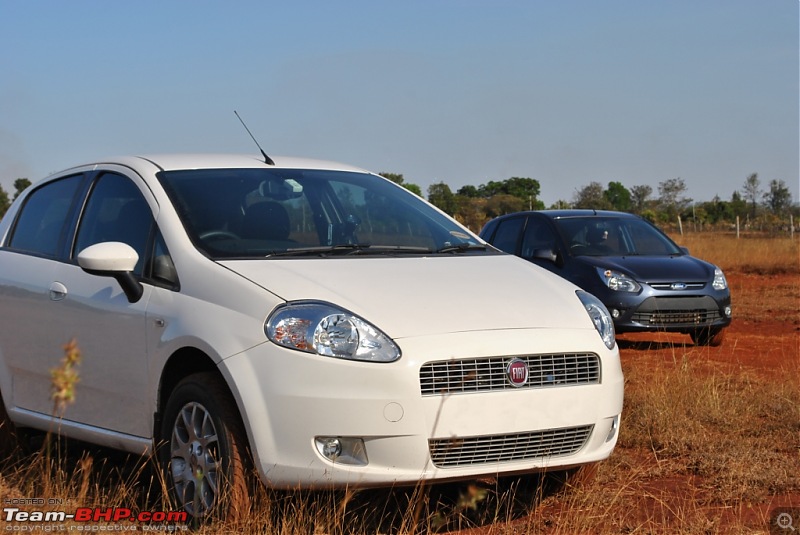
top-left (680, 246), bottom-right (690, 255)
top-left (533, 248), bottom-right (558, 263)
top-left (77, 242), bottom-right (144, 303)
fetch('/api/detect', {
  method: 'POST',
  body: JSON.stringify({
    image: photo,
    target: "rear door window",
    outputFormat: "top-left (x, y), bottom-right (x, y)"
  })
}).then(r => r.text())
top-left (7, 175), bottom-right (83, 258)
top-left (490, 217), bottom-right (525, 254)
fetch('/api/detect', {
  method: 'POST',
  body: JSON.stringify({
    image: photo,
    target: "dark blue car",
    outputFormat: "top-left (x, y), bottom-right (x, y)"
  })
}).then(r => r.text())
top-left (479, 210), bottom-right (732, 346)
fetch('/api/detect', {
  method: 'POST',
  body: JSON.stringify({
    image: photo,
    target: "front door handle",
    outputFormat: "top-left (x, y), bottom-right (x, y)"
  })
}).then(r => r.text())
top-left (49, 281), bottom-right (68, 301)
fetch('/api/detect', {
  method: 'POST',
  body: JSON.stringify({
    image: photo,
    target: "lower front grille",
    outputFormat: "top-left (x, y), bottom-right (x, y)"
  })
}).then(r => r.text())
top-left (631, 296), bottom-right (723, 326)
top-left (429, 425), bottom-right (594, 468)
top-left (632, 308), bottom-right (722, 325)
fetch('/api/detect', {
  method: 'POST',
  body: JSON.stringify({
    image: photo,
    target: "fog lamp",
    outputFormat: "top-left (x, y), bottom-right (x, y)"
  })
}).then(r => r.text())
top-left (606, 414), bottom-right (620, 442)
top-left (314, 436), bottom-right (368, 466)
top-left (724, 306), bottom-right (732, 318)
top-left (321, 438), bottom-right (342, 458)
top-left (611, 308), bottom-right (620, 319)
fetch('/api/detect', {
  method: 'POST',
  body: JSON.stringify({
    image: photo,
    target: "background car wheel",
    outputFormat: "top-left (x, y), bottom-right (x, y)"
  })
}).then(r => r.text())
top-left (690, 328), bottom-right (725, 347)
top-left (160, 373), bottom-right (252, 523)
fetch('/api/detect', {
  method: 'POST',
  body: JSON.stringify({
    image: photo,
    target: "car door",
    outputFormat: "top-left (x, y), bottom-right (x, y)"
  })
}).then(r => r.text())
top-left (0, 173), bottom-right (86, 417)
top-left (2, 170), bottom-right (156, 438)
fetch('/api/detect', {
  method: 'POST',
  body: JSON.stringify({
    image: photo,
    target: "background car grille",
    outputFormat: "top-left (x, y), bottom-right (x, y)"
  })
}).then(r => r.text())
top-left (631, 296), bottom-right (722, 326)
top-left (649, 282), bottom-right (706, 290)
top-left (632, 309), bottom-right (722, 325)
top-left (419, 353), bottom-right (600, 396)
top-left (429, 425), bottom-right (594, 468)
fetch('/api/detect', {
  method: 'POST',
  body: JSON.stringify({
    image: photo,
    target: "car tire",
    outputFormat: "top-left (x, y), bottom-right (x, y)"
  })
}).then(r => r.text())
top-left (160, 373), bottom-right (252, 523)
top-left (690, 328), bottom-right (725, 347)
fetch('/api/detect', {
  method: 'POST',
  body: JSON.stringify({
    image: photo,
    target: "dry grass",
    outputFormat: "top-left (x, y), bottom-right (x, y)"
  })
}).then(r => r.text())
top-left (1, 233), bottom-right (798, 534)
top-left (673, 232), bottom-right (799, 275)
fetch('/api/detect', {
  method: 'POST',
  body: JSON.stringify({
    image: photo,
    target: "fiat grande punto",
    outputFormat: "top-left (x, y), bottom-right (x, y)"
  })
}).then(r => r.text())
top-left (0, 154), bottom-right (623, 519)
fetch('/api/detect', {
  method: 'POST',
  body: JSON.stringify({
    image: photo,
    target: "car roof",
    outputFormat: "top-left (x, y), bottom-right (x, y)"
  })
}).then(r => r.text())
top-left (494, 209), bottom-right (640, 221)
top-left (537, 209), bottom-right (639, 220)
top-left (46, 153), bottom-right (373, 179)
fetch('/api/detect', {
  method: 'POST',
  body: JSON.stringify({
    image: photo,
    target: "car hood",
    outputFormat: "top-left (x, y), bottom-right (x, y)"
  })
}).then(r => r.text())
top-left (576, 254), bottom-right (715, 283)
top-left (219, 255), bottom-right (592, 339)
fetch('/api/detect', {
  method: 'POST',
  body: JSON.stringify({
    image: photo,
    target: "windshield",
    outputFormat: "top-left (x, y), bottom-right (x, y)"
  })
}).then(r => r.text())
top-left (553, 216), bottom-right (683, 256)
top-left (158, 168), bottom-right (483, 258)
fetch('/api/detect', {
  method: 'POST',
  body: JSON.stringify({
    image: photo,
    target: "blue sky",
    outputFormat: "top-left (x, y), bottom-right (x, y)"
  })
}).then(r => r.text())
top-left (1, 1), bottom-right (797, 207)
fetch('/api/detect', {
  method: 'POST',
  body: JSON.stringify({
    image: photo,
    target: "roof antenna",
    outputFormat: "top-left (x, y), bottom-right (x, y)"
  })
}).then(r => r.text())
top-left (234, 110), bottom-right (275, 165)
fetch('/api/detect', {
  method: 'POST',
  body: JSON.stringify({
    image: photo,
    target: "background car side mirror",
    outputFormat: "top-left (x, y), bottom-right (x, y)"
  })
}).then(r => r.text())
top-left (533, 248), bottom-right (562, 267)
top-left (77, 242), bottom-right (144, 303)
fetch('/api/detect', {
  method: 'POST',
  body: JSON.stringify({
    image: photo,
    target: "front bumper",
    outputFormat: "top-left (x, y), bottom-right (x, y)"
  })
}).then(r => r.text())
top-left (218, 328), bottom-right (624, 489)
top-left (602, 291), bottom-right (731, 334)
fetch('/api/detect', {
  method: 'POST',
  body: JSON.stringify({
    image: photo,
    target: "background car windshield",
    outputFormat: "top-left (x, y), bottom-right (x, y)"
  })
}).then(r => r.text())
top-left (158, 169), bottom-right (478, 258)
top-left (555, 217), bottom-right (683, 256)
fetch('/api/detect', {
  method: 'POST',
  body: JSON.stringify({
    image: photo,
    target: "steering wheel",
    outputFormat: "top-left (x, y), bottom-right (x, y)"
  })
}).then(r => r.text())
top-left (199, 230), bottom-right (240, 242)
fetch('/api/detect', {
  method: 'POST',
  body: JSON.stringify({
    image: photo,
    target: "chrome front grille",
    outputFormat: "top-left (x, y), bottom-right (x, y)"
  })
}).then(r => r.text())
top-left (419, 353), bottom-right (600, 396)
top-left (649, 282), bottom-right (705, 290)
top-left (429, 425), bottom-right (594, 468)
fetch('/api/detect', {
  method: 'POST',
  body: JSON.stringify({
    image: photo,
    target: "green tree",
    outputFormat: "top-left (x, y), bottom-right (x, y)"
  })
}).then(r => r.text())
top-left (13, 178), bottom-right (31, 200)
top-left (380, 172), bottom-right (422, 197)
top-left (604, 181), bottom-right (631, 211)
top-left (630, 185), bottom-right (653, 214)
top-left (658, 177), bottom-right (691, 220)
top-left (730, 191), bottom-right (748, 221)
top-left (742, 173), bottom-right (760, 220)
top-left (763, 179), bottom-right (792, 215)
top-left (427, 182), bottom-right (458, 215)
top-left (478, 177), bottom-right (541, 206)
top-left (0, 185), bottom-right (9, 217)
top-left (573, 182), bottom-right (612, 210)
top-left (456, 185), bottom-right (480, 198)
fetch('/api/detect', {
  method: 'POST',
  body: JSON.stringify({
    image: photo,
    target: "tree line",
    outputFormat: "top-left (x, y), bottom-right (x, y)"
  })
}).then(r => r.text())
top-left (2, 173), bottom-right (794, 234)
top-left (0, 179), bottom-right (32, 217)
top-left (383, 172), bottom-right (796, 233)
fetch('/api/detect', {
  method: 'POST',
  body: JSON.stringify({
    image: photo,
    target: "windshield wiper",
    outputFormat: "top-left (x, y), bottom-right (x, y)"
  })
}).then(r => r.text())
top-left (266, 244), bottom-right (432, 257)
top-left (435, 243), bottom-right (488, 254)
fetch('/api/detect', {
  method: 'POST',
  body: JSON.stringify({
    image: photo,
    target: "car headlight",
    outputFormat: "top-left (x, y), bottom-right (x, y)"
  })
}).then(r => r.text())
top-left (266, 301), bottom-right (400, 362)
top-left (577, 291), bottom-right (616, 349)
top-left (596, 267), bottom-right (641, 293)
top-left (712, 267), bottom-right (727, 291)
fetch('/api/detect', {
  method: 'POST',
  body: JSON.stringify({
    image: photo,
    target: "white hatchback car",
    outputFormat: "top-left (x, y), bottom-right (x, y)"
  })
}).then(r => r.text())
top-left (0, 154), bottom-right (623, 519)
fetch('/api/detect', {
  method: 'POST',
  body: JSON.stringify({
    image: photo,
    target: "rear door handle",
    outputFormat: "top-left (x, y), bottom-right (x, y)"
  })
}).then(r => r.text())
top-left (49, 281), bottom-right (68, 301)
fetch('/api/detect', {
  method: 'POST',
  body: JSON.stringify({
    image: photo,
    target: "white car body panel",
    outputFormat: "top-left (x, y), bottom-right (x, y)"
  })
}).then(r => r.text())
top-left (220, 254), bottom-right (590, 338)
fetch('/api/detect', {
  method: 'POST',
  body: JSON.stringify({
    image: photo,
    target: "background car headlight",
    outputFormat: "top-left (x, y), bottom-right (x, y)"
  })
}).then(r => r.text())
top-left (266, 301), bottom-right (400, 362)
top-left (712, 267), bottom-right (728, 291)
top-left (577, 291), bottom-right (616, 349)
top-left (596, 267), bottom-right (641, 292)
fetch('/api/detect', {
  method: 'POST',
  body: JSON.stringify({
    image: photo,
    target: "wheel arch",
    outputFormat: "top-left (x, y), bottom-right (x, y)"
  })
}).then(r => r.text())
top-left (154, 347), bottom-right (227, 441)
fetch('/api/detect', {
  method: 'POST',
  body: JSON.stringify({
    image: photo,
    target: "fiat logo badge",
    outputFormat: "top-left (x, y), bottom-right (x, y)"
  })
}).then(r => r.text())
top-left (506, 358), bottom-right (529, 387)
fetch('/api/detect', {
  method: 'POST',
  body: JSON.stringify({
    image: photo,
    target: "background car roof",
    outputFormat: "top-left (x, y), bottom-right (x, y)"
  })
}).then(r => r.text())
top-left (493, 209), bottom-right (641, 220)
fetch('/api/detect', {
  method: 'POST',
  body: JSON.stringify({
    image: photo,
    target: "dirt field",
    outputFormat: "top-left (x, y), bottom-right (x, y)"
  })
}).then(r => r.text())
top-left (447, 270), bottom-right (799, 534)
